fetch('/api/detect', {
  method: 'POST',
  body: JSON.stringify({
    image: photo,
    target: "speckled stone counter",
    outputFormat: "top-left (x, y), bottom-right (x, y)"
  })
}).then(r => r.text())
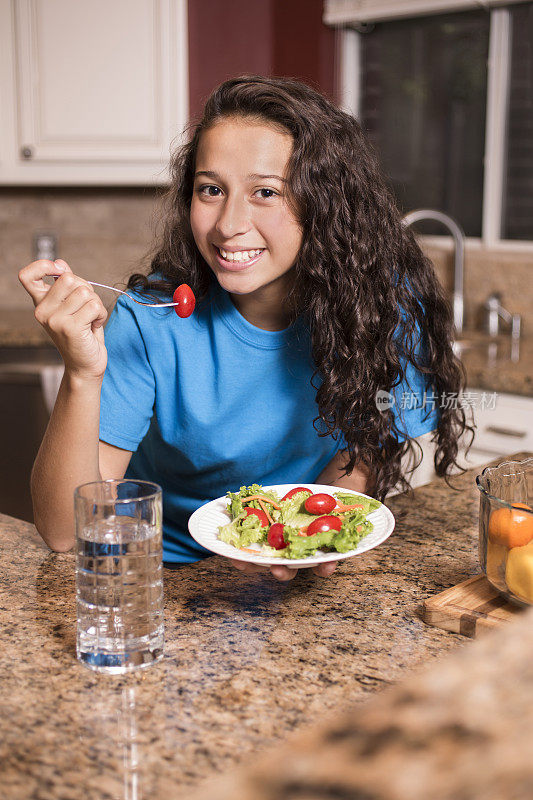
top-left (192, 601), bottom-right (533, 800)
top-left (0, 452), bottom-right (531, 800)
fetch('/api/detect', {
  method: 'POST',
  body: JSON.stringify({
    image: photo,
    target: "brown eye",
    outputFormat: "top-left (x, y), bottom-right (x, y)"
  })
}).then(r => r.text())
top-left (255, 188), bottom-right (278, 199)
top-left (199, 185), bottom-right (222, 196)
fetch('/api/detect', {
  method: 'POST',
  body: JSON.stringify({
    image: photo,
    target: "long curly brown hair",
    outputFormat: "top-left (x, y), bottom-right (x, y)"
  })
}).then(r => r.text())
top-left (129, 75), bottom-right (474, 500)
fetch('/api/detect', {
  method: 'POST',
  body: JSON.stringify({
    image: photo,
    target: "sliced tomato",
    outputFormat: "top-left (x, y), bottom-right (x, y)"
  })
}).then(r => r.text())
top-left (280, 486), bottom-right (312, 502)
top-left (306, 515), bottom-right (342, 536)
top-left (304, 493), bottom-right (336, 515)
top-left (244, 507), bottom-right (269, 527)
top-left (173, 284), bottom-right (195, 317)
top-left (267, 523), bottom-right (288, 550)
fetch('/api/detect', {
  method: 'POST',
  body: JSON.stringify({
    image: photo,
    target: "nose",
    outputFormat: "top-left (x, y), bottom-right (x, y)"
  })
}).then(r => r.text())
top-left (214, 195), bottom-right (251, 239)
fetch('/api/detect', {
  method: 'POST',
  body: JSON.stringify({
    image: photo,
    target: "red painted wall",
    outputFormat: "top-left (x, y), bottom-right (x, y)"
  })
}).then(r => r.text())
top-left (188, 0), bottom-right (273, 122)
top-left (187, 0), bottom-right (338, 122)
top-left (271, 0), bottom-right (337, 101)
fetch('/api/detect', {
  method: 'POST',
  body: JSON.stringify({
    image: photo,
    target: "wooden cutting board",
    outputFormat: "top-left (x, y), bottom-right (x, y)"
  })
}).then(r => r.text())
top-left (422, 574), bottom-right (525, 637)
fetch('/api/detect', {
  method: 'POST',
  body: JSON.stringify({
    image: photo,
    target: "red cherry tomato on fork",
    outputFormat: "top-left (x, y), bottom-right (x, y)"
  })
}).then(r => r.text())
top-left (281, 487), bottom-right (312, 502)
top-left (244, 507), bottom-right (269, 527)
top-left (267, 523), bottom-right (288, 550)
top-left (173, 284), bottom-right (195, 317)
top-left (306, 515), bottom-right (342, 537)
top-left (304, 493), bottom-right (336, 515)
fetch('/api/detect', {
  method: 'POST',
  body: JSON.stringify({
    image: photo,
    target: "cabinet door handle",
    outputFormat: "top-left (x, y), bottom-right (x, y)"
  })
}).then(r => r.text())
top-left (485, 425), bottom-right (526, 439)
top-left (20, 146), bottom-right (33, 159)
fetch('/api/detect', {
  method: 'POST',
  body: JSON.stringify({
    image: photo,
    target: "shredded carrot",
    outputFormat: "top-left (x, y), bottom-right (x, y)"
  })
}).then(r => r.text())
top-left (240, 547), bottom-right (260, 554)
top-left (240, 495), bottom-right (281, 509)
top-left (257, 498), bottom-right (274, 525)
top-left (297, 526), bottom-right (309, 536)
top-left (334, 503), bottom-right (364, 512)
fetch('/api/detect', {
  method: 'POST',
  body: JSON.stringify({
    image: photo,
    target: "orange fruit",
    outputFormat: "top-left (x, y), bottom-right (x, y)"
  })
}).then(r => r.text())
top-left (488, 502), bottom-right (533, 548)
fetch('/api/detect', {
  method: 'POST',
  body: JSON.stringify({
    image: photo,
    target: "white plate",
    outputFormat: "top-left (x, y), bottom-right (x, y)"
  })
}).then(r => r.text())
top-left (188, 483), bottom-right (395, 567)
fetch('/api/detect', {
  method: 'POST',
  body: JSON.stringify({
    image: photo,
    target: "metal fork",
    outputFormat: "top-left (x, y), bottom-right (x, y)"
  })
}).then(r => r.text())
top-left (50, 275), bottom-right (179, 307)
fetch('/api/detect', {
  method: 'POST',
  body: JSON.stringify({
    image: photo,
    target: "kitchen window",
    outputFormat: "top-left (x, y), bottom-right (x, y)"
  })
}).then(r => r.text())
top-left (330, 1), bottom-right (533, 247)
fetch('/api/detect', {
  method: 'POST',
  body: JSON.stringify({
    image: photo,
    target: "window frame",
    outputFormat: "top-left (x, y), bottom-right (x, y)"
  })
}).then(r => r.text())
top-left (338, 6), bottom-right (533, 250)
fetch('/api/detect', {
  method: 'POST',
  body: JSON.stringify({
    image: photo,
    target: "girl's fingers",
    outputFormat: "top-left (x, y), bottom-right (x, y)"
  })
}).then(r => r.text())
top-left (34, 273), bottom-right (95, 324)
top-left (269, 565), bottom-right (298, 581)
top-left (230, 560), bottom-right (335, 581)
top-left (70, 296), bottom-right (108, 331)
top-left (311, 560), bottom-right (338, 578)
top-left (229, 559), bottom-right (264, 574)
top-left (229, 559), bottom-right (298, 581)
top-left (18, 259), bottom-right (72, 306)
top-left (49, 283), bottom-right (106, 323)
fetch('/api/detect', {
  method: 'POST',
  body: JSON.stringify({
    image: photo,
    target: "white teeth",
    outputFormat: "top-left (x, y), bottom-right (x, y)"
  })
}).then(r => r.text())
top-left (218, 247), bottom-right (263, 263)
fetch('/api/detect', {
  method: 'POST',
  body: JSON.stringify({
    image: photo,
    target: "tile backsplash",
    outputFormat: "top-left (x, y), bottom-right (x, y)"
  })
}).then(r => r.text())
top-left (0, 189), bottom-right (159, 310)
top-left (423, 241), bottom-right (532, 337)
top-left (1, 189), bottom-right (531, 335)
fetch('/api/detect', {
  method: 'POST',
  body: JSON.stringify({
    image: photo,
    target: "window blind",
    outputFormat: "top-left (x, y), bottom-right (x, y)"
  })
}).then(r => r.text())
top-left (503, 3), bottom-right (533, 238)
top-left (324, 0), bottom-right (531, 25)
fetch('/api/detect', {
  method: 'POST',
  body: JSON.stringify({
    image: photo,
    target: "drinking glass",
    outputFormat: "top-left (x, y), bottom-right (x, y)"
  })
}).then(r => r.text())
top-left (74, 479), bottom-right (164, 672)
top-left (477, 457), bottom-right (533, 607)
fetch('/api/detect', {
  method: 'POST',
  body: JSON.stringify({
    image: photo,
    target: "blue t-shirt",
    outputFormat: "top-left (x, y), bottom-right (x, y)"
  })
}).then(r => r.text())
top-left (100, 278), bottom-right (438, 563)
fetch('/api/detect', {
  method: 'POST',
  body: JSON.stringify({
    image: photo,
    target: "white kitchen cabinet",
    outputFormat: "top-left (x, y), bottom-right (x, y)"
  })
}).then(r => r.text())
top-left (458, 389), bottom-right (533, 469)
top-left (0, 0), bottom-right (188, 185)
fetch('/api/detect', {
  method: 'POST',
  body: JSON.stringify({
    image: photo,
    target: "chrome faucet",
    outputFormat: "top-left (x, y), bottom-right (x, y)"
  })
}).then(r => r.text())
top-left (401, 209), bottom-right (465, 336)
top-left (483, 292), bottom-right (522, 364)
top-left (484, 292), bottom-right (521, 339)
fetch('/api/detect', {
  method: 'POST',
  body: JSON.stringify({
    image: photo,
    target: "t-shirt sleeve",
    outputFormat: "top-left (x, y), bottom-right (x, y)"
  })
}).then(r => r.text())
top-left (99, 298), bottom-right (156, 451)
top-left (390, 356), bottom-right (439, 443)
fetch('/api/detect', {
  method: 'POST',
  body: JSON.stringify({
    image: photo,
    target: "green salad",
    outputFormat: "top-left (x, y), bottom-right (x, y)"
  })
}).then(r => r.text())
top-left (217, 483), bottom-right (381, 559)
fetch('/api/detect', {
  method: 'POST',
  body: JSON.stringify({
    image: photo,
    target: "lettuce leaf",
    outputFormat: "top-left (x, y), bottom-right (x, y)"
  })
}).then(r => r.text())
top-left (284, 526), bottom-right (339, 558)
top-left (278, 491), bottom-right (313, 525)
top-left (334, 492), bottom-right (381, 514)
top-left (282, 514), bottom-right (373, 558)
top-left (333, 516), bottom-right (373, 552)
top-left (225, 484), bottom-right (281, 518)
top-left (218, 512), bottom-right (268, 548)
top-left (259, 544), bottom-right (289, 558)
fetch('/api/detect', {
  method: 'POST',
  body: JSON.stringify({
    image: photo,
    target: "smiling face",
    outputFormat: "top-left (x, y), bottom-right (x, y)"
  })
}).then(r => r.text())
top-left (189, 116), bottom-right (303, 330)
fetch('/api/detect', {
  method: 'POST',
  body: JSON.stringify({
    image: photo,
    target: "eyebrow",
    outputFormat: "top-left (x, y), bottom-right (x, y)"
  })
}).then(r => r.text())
top-left (194, 170), bottom-right (286, 182)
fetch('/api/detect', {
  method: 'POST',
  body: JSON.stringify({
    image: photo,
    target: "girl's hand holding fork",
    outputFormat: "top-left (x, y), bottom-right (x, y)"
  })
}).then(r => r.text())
top-left (18, 258), bottom-right (108, 382)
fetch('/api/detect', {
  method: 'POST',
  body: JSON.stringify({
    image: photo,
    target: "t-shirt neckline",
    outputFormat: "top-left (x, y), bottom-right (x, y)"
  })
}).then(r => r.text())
top-left (211, 278), bottom-right (305, 350)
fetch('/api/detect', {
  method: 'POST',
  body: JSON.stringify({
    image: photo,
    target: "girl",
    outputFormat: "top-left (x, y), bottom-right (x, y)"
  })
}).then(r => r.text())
top-left (19, 76), bottom-right (471, 581)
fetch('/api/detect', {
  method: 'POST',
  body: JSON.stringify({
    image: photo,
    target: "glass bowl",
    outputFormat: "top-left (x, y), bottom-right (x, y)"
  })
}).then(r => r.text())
top-left (476, 456), bottom-right (533, 607)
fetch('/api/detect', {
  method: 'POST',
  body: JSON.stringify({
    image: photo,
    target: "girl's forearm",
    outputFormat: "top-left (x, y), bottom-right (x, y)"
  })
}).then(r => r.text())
top-left (31, 371), bottom-right (103, 552)
top-left (328, 465), bottom-right (370, 493)
top-left (315, 450), bottom-right (373, 493)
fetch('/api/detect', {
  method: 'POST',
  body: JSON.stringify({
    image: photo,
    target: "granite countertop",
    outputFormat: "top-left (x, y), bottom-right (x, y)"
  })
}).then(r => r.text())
top-left (1, 452), bottom-right (531, 799)
top-left (192, 599), bottom-right (533, 800)
top-left (2, 311), bottom-right (531, 396)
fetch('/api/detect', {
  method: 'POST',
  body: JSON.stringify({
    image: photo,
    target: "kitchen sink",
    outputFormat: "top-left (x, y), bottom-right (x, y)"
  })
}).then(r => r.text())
top-left (452, 332), bottom-right (508, 356)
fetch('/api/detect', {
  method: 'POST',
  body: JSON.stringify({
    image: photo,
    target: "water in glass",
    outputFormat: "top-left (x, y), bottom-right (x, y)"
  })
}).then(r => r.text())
top-left (76, 514), bottom-right (163, 672)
